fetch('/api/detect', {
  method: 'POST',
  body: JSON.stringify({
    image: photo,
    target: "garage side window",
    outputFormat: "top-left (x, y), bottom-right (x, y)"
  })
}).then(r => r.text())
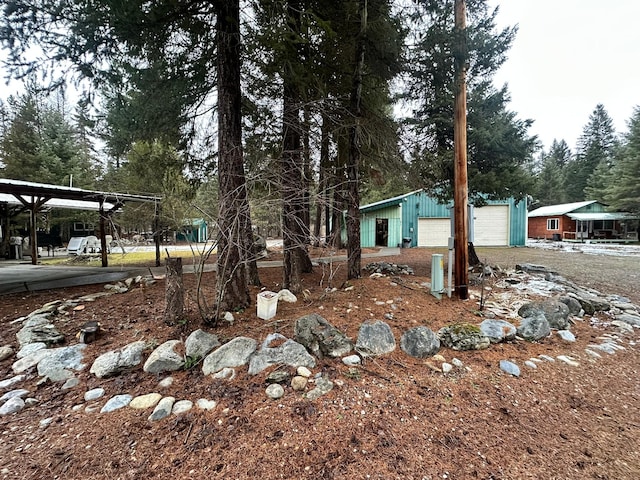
top-left (547, 218), bottom-right (559, 230)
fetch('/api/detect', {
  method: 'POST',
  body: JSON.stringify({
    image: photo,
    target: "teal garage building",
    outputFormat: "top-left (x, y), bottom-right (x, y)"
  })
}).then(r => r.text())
top-left (358, 190), bottom-right (527, 248)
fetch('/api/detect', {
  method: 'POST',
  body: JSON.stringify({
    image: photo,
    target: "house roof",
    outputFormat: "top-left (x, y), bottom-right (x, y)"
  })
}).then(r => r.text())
top-left (528, 200), bottom-right (599, 217)
top-left (360, 190), bottom-right (423, 213)
top-left (0, 193), bottom-right (115, 212)
top-left (568, 212), bottom-right (640, 221)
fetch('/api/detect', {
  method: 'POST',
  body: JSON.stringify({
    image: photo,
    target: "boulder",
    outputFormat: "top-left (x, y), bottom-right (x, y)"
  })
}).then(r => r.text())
top-left (558, 296), bottom-right (582, 316)
top-left (36, 344), bottom-right (87, 380)
top-left (185, 330), bottom-right (220, 361)
top-left (16, 315), bottom-right (64, 346)
top-left (517, 313), bottom-right (551, 341)
top-left (143, 340), bottom-right (185, 374)
top-left (294, 313), bottom-right (353, 358)
top-left (355, 320), bottom-right (396, 357)
top-left (248, 338), bottom-right (316, 375)
top-left (479, 319), bottom-right (517, 344)
top-left (400, 326), bottom-right (441, 358)
top-left (90, 341), bottom-right (146, 378)
top-left (202, 337), bottom-right (257, 375)
top-left (518, 300), bottom-right (570, 330)
top-left (437, 323), bottom-right (490, 351)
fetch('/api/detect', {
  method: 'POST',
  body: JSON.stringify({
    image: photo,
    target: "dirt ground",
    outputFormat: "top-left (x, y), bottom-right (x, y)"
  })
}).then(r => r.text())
top-left (1, 245), bottom-right (639, 480)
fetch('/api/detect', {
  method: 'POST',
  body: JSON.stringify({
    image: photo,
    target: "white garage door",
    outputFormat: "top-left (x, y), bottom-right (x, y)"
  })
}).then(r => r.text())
top-left (473, 205), bottom-right (509, 246)
top-left (417, 218), bottom-right (450, 247)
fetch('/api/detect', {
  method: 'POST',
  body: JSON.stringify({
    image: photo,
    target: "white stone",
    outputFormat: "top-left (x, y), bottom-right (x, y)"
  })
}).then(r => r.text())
top-left (441, 363), bottom-right (453, 374)
top-left (0, 397), bottom-right (25, 415)
top-left (451, 358), bottom-right (464, 368)
top-left (342, 355), bottom-right (361, 366)
top-left (0, 375), bottom-right (26, 390)
top-left (84, 388), bottom-right (104, 402)
top-left (158, 377), bottom-right (174, 388)
top-left (16, 342), bottom-right (46, 359)
top-left (196, 399), bottom-right (217, 411)
top-left (556, 355), bottom-right (579, 367)
top-left (172, 400), bottom-right (193, 415)
top-left (130, 393), bottom-right (162, 409)
top-left (266, 383), bottom-right (285, 399)
top-left (524, 360), bottom-right (538, 369)
top-left (297, 366), bottom-right (312, 377)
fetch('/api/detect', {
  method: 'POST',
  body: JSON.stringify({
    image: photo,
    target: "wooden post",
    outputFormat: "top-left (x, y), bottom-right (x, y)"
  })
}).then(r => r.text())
top-left (163, 257), bottom-right (184, 325)
top-left (99, 202), bottom-right (108, 267)
top-left (453, 0), bottom-right (469, 300)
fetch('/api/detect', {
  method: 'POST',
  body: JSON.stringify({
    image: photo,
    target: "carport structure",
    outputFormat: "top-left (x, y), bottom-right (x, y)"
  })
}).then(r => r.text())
top-left (0, 178), bottom-right (161, 267)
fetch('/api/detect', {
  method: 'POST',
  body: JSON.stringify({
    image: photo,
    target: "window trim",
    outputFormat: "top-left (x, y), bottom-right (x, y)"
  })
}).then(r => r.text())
top-left (547, 218), bottom-right (559, 231)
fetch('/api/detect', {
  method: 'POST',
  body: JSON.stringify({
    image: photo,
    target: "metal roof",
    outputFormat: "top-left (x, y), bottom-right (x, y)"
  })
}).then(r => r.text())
top-left (568, 212), bottom-right (640, 221)
top-left (0, 178), bottom-right (160, 211)
top-left (360, 190), bottom-right (424, 213)
top-left (528, 200), bottom-right (598, 217)
top-left (0, 193), bottom-right (114, 211)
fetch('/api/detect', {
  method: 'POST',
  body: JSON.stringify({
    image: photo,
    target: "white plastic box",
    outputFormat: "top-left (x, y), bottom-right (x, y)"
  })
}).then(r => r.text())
top-left (257, 291), bottom-right (278, 320)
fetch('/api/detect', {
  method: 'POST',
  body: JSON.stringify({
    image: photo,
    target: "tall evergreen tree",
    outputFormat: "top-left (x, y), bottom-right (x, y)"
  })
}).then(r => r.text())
top-left (534, 139), bottom-right (572, 207)
top-left (564, 104), bottom-right (617, 202)
top-left (603, 106), bottom-right (640, 215)
top-left (406, 0), bottom-right (536, 203)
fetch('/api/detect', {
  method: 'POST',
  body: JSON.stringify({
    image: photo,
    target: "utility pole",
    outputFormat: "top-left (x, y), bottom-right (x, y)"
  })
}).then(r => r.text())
top-left (453, 0), bottom-right (469, 300)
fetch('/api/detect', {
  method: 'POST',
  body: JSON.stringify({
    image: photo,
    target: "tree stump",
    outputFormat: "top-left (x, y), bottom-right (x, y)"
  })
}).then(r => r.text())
top-left (163, 257), bottom-right (184, 324)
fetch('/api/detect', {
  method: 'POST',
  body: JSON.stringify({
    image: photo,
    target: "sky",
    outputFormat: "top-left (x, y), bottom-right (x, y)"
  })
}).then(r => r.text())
top-left (488, 0), bottom-right (640, 151)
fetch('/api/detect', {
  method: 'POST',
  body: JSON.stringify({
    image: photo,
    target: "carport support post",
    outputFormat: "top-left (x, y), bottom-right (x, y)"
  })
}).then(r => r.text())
top-left (29, 205), bottom-right (38, 265)
top-left (99, 202), bottom-right (108, 267)
top-left (453, 0), bottom-right (469, 300)
top-left (154, 200), bottom-right (161, 267)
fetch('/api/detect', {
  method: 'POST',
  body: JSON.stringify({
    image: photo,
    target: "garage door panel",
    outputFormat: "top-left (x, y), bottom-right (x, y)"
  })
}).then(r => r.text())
top-left (474, 205), bottom-right (509, 246)
top-left (418, 218), bottom-right (450, 247)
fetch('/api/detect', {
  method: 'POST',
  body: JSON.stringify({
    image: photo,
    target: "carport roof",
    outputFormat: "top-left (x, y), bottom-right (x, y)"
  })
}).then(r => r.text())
top-left (0, 178), bottom-right (161, 211)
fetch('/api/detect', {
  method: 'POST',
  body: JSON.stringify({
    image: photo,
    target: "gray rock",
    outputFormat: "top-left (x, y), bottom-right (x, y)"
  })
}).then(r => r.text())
top-left (248, 339), bottom-right (316, 375)
top-left (515, 263), bottom-right (557, 275)
top-left (202, 337), bottom-right (257, 375)
top-left (44, 369), bottom-right (75, 382)
top-left (612, 301), bottom-right (638, 311)
top-left (84, 388), bottom-right (105, 402)
top-left (16, 342), bottom-right (46, 359)
top-left (576, 298), bottom-right (595, 315)
top-left (616, 313), bottom-right (640, 327)
top-left (400, 326), bottom-right (441, 358)
top-left (294, 313), bottom-right (353, 358)
top-left (266, 384), bottom-right (285, 399)
top-left (90, 341), bottom-right (146, 378)
top-left (1, 388), bottom-right (30, 403)
top-left (213, 368), bottom-right (236, 380)
top-left (611, 320), bottom-right (634, 333)
top-left (518, 300), bottom-right (570, 330)
top-left (16, 315), bottom-right (64, 346)
top-left (557, 355), bottom-right (579, 366)
top-left (0, 345), bottom-right (13, 362)
top-left (342, 355), bottom-right (361, 366)
top-left (61, 377), bottom-right (80, 389)
top-left (437, 324), bottom-right (490, 351)
top-left (12, 349), bottom-right (51, 374)
top-left (557, 330), bottom-right (576, 342)
top-left (524, 360), bottom-right (538, 369)
top-left (172, 399), bottom-right (193, 415)
top-left (559, 296), bottom-right (582, 316)
top-left (0, 375), bottom-right (26, 390)
top-left (479, 319), bottom-right (517, 343)
top-left (0, 396), bottom-right (25, 415)
top-left (100, 394), bottom-right (133, 413)
top-left (158, 377), bottom-right (174, 388)
top-left (441, 362), bottom-right (453, 374)
top-left (266, 370), bottom-right (291, 384)
top-left (36, 344), bottom-right (87, 378)
top-left (143, 340), bottom-right (185, 374)
top-left (355, 320), bottom-right (396, 357)
top-left (517, 313), bottom-right (551, 341)
top-left (149, 397), bottom-right (175, 421)
top-left (185, 329), bottom-right (220, 361)
top-left (306, 376), bottom-right (334, 400)
top-left (500, 360), bottom-right (520, 377)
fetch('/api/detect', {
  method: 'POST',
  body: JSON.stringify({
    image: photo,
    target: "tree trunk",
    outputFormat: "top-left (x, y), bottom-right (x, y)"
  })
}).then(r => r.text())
top-left (282, 0), bottom-right (312, 293)
top-left (346, 0), bottom-right (367, 280)
top-left (213, 0), bottom-right (252, 319)
top-left (314, 113), bottom-right (330, 246)
top-left (163, 257), bottom-right (184, 325)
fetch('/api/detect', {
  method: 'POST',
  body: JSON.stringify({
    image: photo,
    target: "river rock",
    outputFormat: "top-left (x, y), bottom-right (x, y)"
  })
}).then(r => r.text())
top-left (437, 323), bottom-right (490, 351)
top-left (400, 326), bottom-right (440, 358)
top-left (355, 320), bottom-right (396, 356)
top-left (616, 313), bottom-right (640, 327)
top-left (0, 397), bottom-right (25, 415)
top-left (148, 396), bottom-right (175, 421)
top-left (0, 345), bottom-right (13, 362)
top-left (90, 341), bottom-right (146, 378)
top-left (518, 300), bottom-right (570, 330)
top-left (517, 313), bottom-right (551, 341)
top-left (248, 338), bottom-right (316, 375)
top-left (130, 393), bottom-right (162, 409)
top-left (306, 376), bottom-right (334, 400)
top-left (500, 360), bottom-right (520, 377)
top-left (185, 329), bottom-right (220, 361)
top-left (479, 319), bottom-right (517, 343)
top-left (557, 330), bottom-right (576, 342)
top-left (143, 340), bottom-right (185, 374)
top-left (294, 313), bottom-right (353, 358)
top-left (172, 400), bottom-right (193, 415)
top-left (266, 384), bottom-right (285, 399)
top-left (101, 394), bottom-right (133, 413)
top-left (84, 388), bottom-right (105, 402)
top-left (202, 337), bottom-right (257, 375)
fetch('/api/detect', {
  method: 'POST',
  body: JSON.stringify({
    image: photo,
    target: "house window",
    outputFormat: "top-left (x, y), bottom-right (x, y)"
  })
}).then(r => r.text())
top-left (547, 218), bottom-right (559, 230)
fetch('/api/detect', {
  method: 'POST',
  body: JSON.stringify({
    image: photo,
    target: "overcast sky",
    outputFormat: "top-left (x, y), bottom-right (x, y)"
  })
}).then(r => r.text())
top-left (488, 0), bottom-right (640, 152)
